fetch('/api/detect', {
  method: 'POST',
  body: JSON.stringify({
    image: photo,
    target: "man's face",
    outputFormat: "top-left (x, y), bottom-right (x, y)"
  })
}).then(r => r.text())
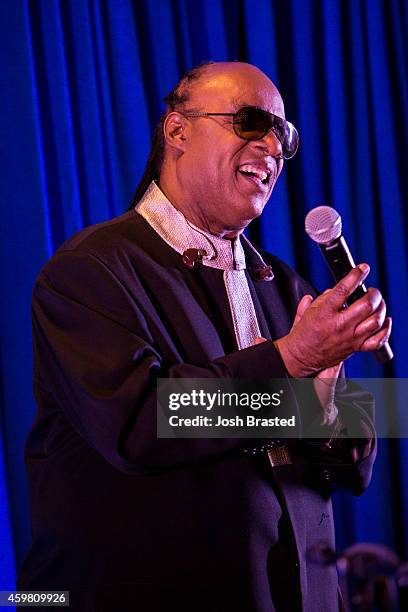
top-left (174, 64), bottom-right (286, 237)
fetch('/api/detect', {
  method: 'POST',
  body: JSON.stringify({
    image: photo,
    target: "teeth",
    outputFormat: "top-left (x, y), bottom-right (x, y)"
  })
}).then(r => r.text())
top-left (239, 164), bottom-right (268, 182)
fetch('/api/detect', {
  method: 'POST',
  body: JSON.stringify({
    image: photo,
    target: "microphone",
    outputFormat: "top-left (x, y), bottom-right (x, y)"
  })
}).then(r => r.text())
top-left (305, 206), bottom-right (393, 363)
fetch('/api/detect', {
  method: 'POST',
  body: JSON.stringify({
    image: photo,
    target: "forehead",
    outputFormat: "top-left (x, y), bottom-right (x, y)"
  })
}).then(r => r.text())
top-left (187, 64), bottom-right (285, 117)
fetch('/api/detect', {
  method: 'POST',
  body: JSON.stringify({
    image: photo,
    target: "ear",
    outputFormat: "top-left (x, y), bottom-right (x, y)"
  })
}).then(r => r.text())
top-left (163, 112), bottom-right (189, 153)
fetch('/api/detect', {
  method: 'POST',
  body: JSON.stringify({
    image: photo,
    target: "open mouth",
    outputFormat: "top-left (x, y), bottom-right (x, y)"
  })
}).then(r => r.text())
top-left (237, 164), bottom-right (271, 187)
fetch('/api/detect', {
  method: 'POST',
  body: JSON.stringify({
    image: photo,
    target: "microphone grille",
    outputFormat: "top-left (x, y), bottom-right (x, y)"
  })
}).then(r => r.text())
top-left (305, 206), bottom-right (342, 244)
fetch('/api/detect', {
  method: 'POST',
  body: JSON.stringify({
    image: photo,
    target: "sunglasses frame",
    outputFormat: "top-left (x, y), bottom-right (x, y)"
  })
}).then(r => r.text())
top-left (180, 106), bottom-right (299, 160)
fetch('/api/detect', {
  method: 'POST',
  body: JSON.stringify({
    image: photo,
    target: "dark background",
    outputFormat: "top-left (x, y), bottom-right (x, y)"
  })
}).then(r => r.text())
top-left (1, 0), bottom-right (407, 588)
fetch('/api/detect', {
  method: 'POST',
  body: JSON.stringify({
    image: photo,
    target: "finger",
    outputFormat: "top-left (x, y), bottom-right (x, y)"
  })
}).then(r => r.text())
top-left (353, 298), bottom-right (386, 337)
top-left (293, 294), bottom-right (314, 325)
top-left (338, 287), bottom-right (383, 329)
top-left (254, 337), bottom-right (267, 345)
top-left (359, 317), bottom-right (392, 352)
top-left (327, 264), bottom-right (370, 311)
top-left (316, 362), bottom-right (343, 380)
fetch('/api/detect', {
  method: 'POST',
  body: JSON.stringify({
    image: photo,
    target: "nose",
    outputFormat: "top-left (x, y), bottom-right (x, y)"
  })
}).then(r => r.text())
top-left (255, 129), bottom-right (283, 159)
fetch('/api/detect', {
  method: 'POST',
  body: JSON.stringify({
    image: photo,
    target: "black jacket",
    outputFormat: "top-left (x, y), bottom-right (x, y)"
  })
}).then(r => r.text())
top-left (18, 211), bottom-right (375, 611)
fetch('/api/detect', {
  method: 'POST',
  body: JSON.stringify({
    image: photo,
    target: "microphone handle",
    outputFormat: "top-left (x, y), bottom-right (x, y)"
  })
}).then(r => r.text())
top-left (318, 236), bottom-right (393, 363)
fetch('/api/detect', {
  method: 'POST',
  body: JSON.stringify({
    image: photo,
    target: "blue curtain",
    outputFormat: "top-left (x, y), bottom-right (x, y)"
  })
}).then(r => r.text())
top-left (1, 0), bottom-right (407, 585)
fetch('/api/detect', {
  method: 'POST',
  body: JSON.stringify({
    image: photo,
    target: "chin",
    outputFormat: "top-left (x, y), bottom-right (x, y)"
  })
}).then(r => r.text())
top-left (245, 198), bottom-right (268, 219)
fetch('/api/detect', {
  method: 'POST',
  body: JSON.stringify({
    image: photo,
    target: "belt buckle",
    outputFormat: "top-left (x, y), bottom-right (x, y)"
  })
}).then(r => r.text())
top-left (267, 445), bottom-right (292, 467)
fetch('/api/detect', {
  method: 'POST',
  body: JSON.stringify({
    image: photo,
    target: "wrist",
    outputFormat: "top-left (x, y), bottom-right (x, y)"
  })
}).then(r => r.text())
top-left (274, 337), bottom-right (316, 378)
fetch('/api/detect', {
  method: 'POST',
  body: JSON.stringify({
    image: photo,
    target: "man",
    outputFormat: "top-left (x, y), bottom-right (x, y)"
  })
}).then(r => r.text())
top-left (19, 62), bottom-right (391, 611)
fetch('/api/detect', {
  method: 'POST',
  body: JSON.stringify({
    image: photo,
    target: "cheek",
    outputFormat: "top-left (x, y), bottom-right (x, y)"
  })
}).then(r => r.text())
top-left (197, 153), bottom-right (233, 187)
top-left (185, 132), bottom-right (243, 189)
top-left (186, 140), bottom-right (217, 176)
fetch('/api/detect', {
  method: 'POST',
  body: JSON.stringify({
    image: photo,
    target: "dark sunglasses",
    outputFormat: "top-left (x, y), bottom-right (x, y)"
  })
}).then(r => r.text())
top-left (182, 106), bottom-right (299, 159)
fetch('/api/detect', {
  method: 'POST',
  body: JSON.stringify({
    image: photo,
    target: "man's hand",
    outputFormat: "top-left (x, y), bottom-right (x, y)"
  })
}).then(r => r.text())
top-left (255, 295), bottom-right (343, 419)
top-left (290, 293), bottom-right (342, 421)
top-left (274, 264), bottom-right (392, 377)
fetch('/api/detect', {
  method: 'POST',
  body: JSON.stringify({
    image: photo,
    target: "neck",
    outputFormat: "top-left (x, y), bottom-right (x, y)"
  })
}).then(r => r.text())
top-left (158, 176), bottom-right (244, 240)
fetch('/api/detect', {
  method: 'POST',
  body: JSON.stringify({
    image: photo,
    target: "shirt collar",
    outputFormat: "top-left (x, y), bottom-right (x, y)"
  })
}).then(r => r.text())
top-left (135, 181), bottom-right (273, 277)
top-left (135, 181), bottom-right (246, 271)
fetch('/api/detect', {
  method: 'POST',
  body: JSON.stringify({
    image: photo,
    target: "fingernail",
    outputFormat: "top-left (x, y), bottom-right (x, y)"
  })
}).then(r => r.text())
top-left (358, 263), bottom-right (370, 274)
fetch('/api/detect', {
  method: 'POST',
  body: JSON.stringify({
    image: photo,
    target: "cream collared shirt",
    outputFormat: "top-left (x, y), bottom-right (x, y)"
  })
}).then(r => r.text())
top-left (136, 181), bottom-right (265, 350)
top-left (136, 182), bottom-right (338, 426)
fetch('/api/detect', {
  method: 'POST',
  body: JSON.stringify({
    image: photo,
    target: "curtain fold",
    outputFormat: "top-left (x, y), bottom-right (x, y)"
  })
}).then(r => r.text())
top-left (1, 0), bottom-right (407, 583)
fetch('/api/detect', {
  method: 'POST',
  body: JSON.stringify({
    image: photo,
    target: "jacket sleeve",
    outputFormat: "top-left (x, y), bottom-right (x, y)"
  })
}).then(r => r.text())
top-left (300, 376), bottom-right (376, 496)
top-left (32, 248), bottom-right (292, 475)
top-left (270, 261), bottom-right (377, 496)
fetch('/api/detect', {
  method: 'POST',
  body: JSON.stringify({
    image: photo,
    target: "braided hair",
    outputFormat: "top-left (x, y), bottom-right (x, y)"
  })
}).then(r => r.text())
top-left (128, 62), bottom-right (214, 209)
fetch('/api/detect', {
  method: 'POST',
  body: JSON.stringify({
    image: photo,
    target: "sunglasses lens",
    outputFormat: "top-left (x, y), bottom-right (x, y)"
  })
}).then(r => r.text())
top-left (233, 107), bottom-right (271, 141)
top-left (274, 116), bottom-right (299, 159)
top-left (233, 107), bottom-right (299, 159)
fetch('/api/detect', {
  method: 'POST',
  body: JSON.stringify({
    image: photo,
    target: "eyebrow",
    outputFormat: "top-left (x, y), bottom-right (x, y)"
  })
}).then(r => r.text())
top-left (231, 100), bottom-right (270, 113)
